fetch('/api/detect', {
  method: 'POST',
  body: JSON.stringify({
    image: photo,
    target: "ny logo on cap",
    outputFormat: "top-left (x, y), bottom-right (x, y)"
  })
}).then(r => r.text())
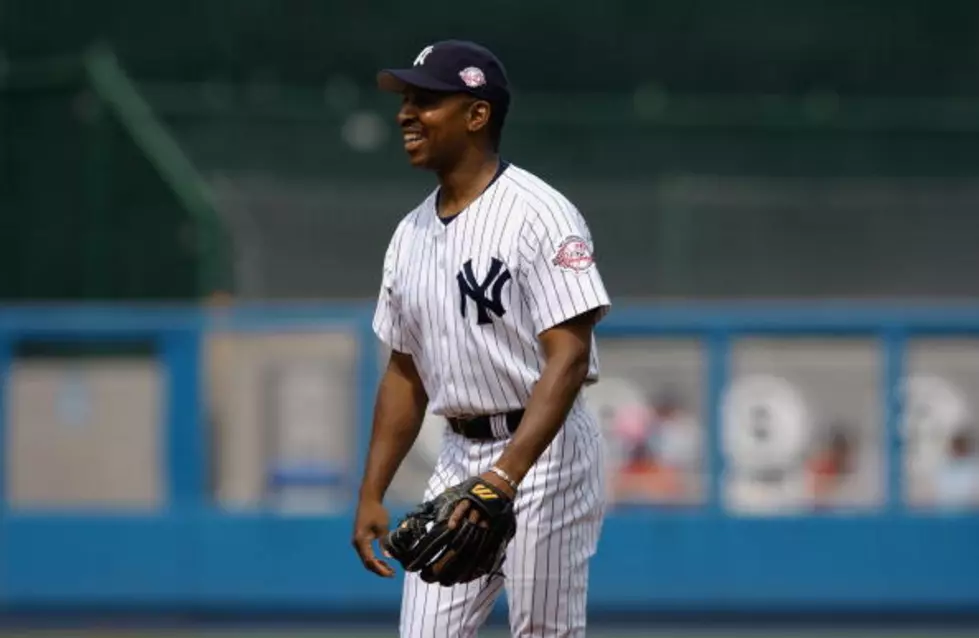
top-left (413, 45), bottom-right (434, 67)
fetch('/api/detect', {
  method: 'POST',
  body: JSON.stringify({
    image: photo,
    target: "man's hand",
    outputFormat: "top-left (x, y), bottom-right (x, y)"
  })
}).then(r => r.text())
top-left (352, 498), bottom-right (395, 578)
top-left (447, 470), bottom-right (516, 530)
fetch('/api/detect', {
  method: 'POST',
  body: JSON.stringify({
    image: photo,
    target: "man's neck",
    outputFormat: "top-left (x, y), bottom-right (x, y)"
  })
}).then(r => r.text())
top-left (435, 151), bottom-right (501, 218)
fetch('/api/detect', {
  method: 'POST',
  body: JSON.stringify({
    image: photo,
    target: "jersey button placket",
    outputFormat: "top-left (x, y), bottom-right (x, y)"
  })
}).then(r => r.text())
top-left (436, 232), bottom-right (452, 399)
top-left (440, 243), bottom-right (451, 398)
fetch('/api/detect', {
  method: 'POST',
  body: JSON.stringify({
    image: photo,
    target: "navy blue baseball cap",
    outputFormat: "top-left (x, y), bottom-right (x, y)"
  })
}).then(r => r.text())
top-left (377, 40), bottom-right (511, 110)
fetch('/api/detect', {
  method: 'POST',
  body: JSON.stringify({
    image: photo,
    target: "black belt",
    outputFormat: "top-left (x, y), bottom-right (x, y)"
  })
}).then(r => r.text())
top-left (447, 410), bottom-right (524, 440)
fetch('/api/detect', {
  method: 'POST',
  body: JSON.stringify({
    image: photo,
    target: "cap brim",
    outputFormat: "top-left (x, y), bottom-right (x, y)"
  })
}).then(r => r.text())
top-left (376, 68), bottom-right (461, 94)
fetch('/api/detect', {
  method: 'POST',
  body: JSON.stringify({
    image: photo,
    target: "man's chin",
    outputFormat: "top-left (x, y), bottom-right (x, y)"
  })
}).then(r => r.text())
top-left (406, 153), bottom-right (436, 170)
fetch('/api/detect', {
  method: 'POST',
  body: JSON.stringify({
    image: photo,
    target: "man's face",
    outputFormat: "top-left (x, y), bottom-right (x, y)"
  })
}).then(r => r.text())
top-left (397, 87), bottom-right (478, 170)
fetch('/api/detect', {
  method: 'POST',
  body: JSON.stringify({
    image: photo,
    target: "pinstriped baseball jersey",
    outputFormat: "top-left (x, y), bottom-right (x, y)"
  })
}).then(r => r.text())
top-left (372, 162), bottom-right (611, 417)
top-left (372, 161), bottom-right (611, 638)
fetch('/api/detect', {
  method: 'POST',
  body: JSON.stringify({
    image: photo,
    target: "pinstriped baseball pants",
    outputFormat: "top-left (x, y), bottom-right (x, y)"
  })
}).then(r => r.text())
top-left (399, 400), bottom-right (607, 638)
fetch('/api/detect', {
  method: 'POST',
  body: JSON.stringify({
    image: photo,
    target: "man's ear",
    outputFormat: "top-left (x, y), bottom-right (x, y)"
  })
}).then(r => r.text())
top-left (467, 100), bottom-right (492, 134)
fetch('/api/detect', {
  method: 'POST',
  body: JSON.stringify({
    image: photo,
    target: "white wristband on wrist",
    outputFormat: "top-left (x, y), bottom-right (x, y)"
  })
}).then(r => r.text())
top-left (489, 465), bottom-right (519, 491)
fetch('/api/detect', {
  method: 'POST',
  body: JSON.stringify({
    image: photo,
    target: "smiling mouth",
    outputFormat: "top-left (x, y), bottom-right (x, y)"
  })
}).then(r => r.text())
top-left (403, 131), bottom-right (425, 151)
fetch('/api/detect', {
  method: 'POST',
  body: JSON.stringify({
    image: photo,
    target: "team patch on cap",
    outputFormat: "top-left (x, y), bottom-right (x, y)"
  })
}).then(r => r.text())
top-left (459, 66), bottom-right (487, 88)
top-left (551, 235), bottom-right (595, 273)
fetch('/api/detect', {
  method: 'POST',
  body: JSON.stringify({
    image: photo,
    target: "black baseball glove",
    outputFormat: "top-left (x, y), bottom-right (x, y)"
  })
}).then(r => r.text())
top-left (381, 476), bottom-right (516, 586)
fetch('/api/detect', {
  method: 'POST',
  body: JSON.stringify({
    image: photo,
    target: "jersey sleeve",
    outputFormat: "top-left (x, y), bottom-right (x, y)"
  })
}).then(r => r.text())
top-left (518, 203), bottom-right (611, 335)
top-left (372, 224), bottom-right (411, 354)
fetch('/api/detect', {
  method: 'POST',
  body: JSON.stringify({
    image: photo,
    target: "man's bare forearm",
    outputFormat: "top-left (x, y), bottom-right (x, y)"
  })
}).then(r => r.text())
top-left (492, 352), bottom-right (590, 484)
top-left (358, 353), bottom-right (428, 503)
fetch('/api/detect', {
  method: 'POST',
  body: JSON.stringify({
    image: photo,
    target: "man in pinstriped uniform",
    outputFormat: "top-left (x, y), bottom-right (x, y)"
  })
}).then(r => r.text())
top-left (351, 40), bottom-right (612, 637)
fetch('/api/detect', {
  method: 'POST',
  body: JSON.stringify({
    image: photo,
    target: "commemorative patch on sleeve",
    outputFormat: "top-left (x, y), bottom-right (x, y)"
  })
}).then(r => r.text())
top-left (551, 235), bottom-right (595, 273)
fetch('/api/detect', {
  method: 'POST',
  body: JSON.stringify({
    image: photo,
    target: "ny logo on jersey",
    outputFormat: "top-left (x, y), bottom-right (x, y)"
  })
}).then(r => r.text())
top-left (457, 258), bottom-right (512, 325)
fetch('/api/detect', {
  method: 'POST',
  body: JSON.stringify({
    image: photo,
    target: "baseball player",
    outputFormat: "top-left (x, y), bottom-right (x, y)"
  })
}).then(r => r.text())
top-left (351, 40), bottom-right (611, 637)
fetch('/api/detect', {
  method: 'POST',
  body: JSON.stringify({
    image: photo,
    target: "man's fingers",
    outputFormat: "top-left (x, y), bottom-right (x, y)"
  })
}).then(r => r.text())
top-left (448, 501), bottom-right (471, 529)
top-left (354, 533), bottom-right (395, 578)
top-left (469, 508), bottom-right (489, 528)
top-left (434, 547), bottom-right (456, 574)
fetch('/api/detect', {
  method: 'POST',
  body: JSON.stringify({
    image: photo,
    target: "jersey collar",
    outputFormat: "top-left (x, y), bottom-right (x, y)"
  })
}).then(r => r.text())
top-left (435, 160), bottom-right (511, 227)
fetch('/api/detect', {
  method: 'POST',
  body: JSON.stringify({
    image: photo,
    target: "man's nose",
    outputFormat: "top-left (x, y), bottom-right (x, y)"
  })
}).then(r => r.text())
top-left (397, 101), bottom-right (416, 126)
